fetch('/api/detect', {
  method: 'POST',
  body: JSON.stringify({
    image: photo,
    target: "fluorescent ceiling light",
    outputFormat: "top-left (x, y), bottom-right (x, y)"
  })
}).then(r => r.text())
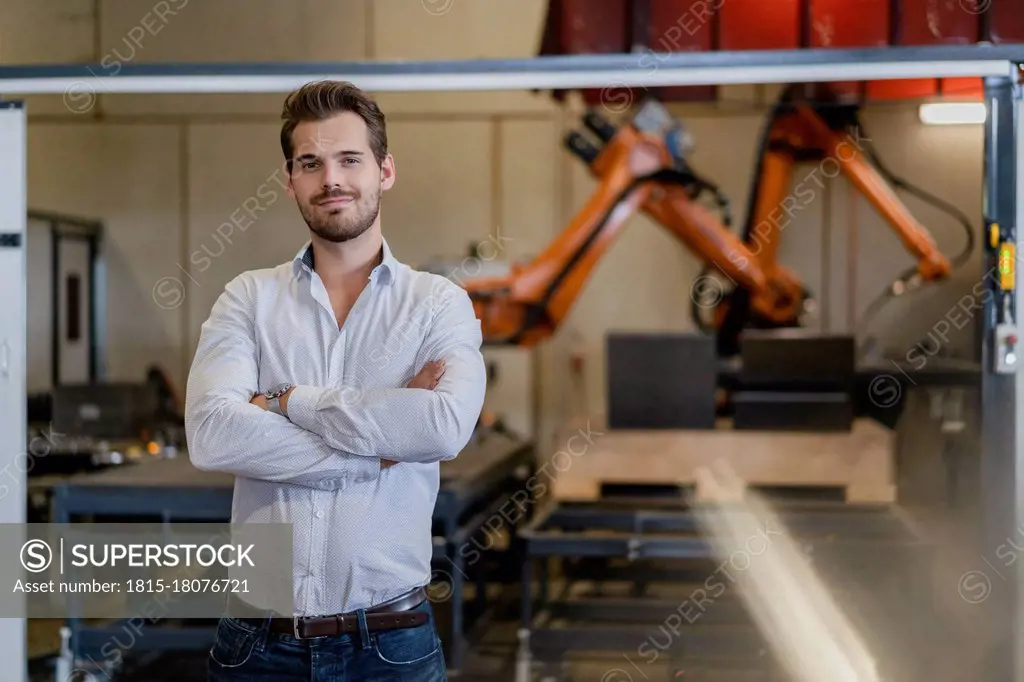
top-left (919, 102), bottom-right (987, 125)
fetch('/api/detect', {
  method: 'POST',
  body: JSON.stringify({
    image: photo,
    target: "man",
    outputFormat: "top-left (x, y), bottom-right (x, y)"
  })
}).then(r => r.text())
top-left (184, 79), bottom-right (487, 681)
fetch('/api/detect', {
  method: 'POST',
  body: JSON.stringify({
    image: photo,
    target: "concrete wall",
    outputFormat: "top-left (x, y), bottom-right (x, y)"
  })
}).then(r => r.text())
top-left (2, 0), bottom-right (986, 448)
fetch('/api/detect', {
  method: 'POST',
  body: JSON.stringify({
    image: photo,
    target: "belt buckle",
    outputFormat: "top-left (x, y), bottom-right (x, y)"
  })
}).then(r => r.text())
top-left (293, 616), bottom-right (303, 640)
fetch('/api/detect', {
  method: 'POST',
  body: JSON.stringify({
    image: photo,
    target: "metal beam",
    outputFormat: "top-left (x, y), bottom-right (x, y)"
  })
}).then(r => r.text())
top-left (0, 101), bottom-right (27, 682)
top-left (0, 45), bottom-right (1019, 95)
top-left (1016, 80), bottom-right (1024, 682)
top-left (980, 72), bottom-right (1021, 682)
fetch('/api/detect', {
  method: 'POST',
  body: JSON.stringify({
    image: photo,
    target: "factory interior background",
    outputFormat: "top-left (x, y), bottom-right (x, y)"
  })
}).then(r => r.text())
top-left (9, 0), bottom-right (985, 445)
top-left (1, 0), bottom-right (1011, 680)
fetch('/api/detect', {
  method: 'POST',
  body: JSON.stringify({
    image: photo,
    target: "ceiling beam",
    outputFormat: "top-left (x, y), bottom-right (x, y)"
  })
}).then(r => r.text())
top-left (0, 45), bottom-right (1019, 95)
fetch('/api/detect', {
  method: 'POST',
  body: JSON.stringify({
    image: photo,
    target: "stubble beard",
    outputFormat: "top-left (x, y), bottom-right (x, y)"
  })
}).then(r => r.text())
top-left (300, 188), bottom-right (381, 244)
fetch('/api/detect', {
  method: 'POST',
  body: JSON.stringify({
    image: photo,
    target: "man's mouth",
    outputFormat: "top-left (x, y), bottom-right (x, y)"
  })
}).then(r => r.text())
top-left (318, 195), bottom-right (355, 206)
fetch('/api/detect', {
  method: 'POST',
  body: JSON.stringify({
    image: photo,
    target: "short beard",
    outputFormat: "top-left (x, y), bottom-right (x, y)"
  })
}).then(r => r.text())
top-left (299, 190), bottom-right (381, 243)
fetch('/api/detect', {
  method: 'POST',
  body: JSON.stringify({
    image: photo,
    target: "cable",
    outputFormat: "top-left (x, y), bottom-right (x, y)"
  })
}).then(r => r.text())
top-left (680, 89), bottom-right (977, 348)
top-left (856, 264), bottom-right (919, 351)
top-left (859, 130), bottom-right (975, 270)
top-left (851, 118), bottom-right (976, 347)
top-left (690, 264), bottom-right (717, 333)
top-left (683, 170), bottom-right (733, 227)
top-left (666, 124), bottom-right (734, 227)
top-left (687, 92), bottom-right (789, 338)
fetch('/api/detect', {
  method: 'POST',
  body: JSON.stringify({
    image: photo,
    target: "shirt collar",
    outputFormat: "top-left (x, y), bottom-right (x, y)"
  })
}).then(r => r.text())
top-left (292, 237), bottom-right (398, 285)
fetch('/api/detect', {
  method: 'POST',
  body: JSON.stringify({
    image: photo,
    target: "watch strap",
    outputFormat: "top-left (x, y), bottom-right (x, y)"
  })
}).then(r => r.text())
top-left (267, 397), bottom-right (285, 416)
top-left (264, 383), bottom-right (294, 400)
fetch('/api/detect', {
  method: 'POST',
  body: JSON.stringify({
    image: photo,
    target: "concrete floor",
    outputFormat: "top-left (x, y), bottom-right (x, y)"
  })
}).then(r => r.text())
top-left (29, 510), bottom-right (993, 682)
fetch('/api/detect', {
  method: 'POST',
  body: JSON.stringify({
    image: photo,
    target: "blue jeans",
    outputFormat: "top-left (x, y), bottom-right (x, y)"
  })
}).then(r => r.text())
top-left (207, 600), bottom-right (447, 681)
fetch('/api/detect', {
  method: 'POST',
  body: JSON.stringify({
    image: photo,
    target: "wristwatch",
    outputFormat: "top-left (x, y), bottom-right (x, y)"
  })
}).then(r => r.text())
top-left (264, 382), bottom-right (294, 416)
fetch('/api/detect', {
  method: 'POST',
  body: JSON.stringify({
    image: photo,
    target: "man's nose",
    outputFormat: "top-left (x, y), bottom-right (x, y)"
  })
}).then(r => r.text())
top-left (320, 162), bottom-right (345, 188)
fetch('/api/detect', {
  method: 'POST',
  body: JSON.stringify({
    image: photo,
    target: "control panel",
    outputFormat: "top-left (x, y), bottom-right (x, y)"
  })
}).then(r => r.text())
top-left (995, 322), bottom-right (1019, 374)
top-left (989, 222), bottom-right (1017, 374)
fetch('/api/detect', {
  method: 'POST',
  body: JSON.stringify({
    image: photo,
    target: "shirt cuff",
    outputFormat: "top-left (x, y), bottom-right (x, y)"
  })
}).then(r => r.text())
top-left (350, 454), bottom-right (383, 483)
top-left (285, 384), bottom-right (328, 434)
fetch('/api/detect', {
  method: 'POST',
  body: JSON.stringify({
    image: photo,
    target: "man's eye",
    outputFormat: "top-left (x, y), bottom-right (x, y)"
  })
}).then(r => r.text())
top-left (301, 161), bottom-right (320, 170)
top-left (343, 158), bottom-right (359, 165)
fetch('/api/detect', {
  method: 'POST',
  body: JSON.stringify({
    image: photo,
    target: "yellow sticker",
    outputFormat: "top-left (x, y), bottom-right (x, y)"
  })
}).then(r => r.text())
top-left (999, 242), bottom-right (1015, 290)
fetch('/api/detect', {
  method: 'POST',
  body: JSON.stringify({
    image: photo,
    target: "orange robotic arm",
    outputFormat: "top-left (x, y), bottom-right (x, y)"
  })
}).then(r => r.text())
top-left (701, 85), bottom-right (963, 354)
top-left (585, 89), bottom-right (961, 356)
top-left (568, 103), bottom-right (810, 354)
top-left (462, 101), bottom-right (770, 347)
top-left (741, 92), bottom-right (952, 287)
top-left (462, 90), bottom-right (964, 354)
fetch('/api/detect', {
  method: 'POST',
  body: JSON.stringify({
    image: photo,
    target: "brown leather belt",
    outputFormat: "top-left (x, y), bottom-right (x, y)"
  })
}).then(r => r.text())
top-left (230, 587), bottom-right (429, 639)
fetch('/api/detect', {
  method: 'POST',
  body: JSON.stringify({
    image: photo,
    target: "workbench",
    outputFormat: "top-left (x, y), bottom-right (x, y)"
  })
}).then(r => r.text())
top-left (718, 354), bottom-right (982, 388)
top-left (551, 416), bottom-right (898, 504)
top-left (46, 431), bottom-right (534, 677)
top-left (516, 497), bottom-right (936, 682)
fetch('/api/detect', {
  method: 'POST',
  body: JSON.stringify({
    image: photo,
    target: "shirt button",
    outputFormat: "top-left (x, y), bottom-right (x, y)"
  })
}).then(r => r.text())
top-left (314, 509), bottom-right (323, 519)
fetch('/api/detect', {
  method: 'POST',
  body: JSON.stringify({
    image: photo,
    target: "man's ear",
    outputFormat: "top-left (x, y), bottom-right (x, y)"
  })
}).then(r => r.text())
top-left (380, 153), bottom-right (396, 192)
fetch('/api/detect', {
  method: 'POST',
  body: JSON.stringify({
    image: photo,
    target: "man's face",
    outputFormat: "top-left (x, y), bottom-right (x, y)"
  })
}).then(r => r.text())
top-left (286, 112), bottom-right (395, 243)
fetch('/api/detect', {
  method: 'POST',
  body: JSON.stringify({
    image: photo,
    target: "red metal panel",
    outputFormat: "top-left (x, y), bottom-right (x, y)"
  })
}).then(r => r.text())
top-left (559, 0), bottom-right (630, 54)
top-left (809, 0), bottom-right (890, 48)
top-left (898, 0), bottom-right (979, 44)
top-left (866, 0), bottom-right (974, 101)
top-left (940, 77), bottom-right (985, 100)
top-left (648, 0), bottom-right (716, 49)
top-left (866, 78), bottom-right (938, 101)
top-left (988, 0), bottom-right (1024, 43)
top-left (654, 84), bottom-right (718, 102)
top-left (810, 0), bottom-right (890, 102)
top-left (648, 0), bottom-right (717, 102)
top-left (719, 0), bottom-right (801, 50)
top-left (557, 0), bottom-right (631, 105)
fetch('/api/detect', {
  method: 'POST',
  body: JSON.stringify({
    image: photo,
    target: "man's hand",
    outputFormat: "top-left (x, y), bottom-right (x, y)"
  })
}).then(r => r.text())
top-left (279, 386), bottom-right (295, 416)
top-left (250, 394), bottom-right (268, 410)
top-left (407, 359), bottom-right (445, 390)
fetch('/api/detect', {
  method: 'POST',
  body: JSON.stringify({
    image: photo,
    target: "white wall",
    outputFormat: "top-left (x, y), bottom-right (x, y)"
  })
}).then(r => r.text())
top-left (1, 0), bottom-right (986, 448)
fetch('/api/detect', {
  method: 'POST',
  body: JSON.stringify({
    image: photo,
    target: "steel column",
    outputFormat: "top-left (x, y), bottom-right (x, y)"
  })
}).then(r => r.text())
top-left (0, 100), bottom-right (28, 682)
top-left (981, 71), bottom-right (1021, 682)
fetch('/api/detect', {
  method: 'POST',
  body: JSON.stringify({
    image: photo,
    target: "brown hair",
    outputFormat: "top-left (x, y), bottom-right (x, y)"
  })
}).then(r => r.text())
top-left (280, 80), bottom-right (388, 174)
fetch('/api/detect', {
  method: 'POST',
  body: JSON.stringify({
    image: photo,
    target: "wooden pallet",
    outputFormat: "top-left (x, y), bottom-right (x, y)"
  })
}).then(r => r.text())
top-left (549, 416), bottom-right (896, 504)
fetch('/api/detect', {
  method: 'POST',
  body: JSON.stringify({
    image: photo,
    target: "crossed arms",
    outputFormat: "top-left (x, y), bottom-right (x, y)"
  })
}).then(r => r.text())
top-left (184, 274), bottom-right (487, 490)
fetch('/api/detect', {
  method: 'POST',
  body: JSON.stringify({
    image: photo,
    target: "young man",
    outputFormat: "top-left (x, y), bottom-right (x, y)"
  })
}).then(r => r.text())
top-left (184, 80), bottom-right (487, 681)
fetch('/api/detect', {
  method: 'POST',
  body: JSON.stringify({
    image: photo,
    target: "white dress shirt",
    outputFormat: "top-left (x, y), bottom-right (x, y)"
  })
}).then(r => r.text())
top-left (184, 238), bottom-right (487, 616)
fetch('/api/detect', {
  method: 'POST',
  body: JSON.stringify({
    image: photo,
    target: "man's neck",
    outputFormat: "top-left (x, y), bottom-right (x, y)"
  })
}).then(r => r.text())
top-left (311, 228), bottom-right (383, 289)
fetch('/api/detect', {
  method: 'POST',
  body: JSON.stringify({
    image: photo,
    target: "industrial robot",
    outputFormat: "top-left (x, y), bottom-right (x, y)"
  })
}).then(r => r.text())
top-left (455, 85), bottom-right (974, 359)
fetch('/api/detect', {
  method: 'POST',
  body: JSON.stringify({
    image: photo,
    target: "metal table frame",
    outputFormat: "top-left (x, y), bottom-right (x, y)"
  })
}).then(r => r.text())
top-left (516, 497), bottom-right (935, 681)
top-left (431, 438), bottom-right (537, 671)
top-left (50, 477), bottom-right (231, 678)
